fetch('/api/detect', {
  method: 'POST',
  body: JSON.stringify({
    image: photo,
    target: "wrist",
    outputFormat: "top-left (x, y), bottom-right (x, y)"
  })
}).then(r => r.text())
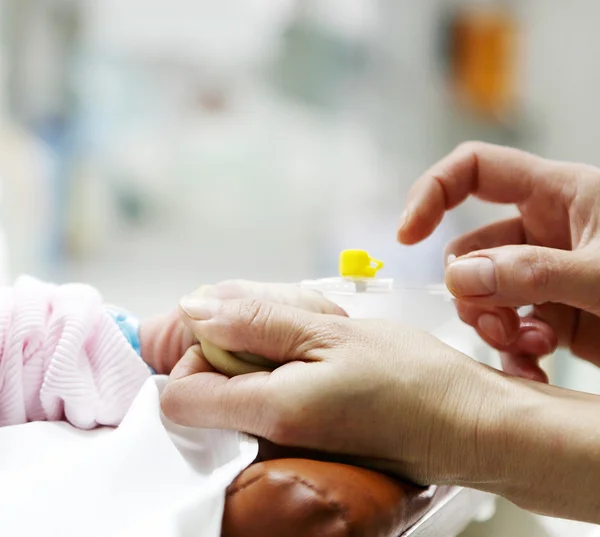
top-left (421, 360), bottom-right (513, 485)
top-left (460, 370), bottom-right (600, 521)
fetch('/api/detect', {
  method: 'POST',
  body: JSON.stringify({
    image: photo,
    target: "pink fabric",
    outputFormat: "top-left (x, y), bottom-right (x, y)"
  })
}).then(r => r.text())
top-left (0, 276), bottom-right (150, 429)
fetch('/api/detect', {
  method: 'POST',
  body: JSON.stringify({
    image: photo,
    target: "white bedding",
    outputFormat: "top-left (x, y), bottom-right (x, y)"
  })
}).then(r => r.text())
top-left (0, 376), bottom-right (258, 537)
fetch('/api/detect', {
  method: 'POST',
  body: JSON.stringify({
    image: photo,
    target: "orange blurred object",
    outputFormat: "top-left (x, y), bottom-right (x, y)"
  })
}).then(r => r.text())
top-left (449, 5), bottom-right (518, 118)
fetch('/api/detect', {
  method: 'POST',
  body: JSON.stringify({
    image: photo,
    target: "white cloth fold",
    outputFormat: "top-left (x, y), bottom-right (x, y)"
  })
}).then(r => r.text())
top-left (0, 375), bottom-right (258, 537)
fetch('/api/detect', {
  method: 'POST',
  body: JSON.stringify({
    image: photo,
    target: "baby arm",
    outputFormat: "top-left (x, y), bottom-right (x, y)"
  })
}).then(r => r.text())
top-left (0, 276), bottom-right (152, 429)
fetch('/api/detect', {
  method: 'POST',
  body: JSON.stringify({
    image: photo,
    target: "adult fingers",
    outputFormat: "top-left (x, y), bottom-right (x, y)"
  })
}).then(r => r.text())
top-left (454, 300), bottom-right (520, 347)
top-left (455, 300), bottom-right (558, 356)
top-left (500, 308), bottom-right (600, 379)
top-left (178, 297), bottom-right (347, 364)
top-left (445, 246), bottom-right (600, 314)
top-left (534, 304), bottom-right (600, 368)
top-left (500, 352), bottom-right (549, 384)
top-left (497, 315), bottom-right (558, 384)
top-left (161, 343), bottom-right (274, 431)
top-left (201, 280), bottom-right (348, 317)
top-left (398, 142), bottom-right (559, 245)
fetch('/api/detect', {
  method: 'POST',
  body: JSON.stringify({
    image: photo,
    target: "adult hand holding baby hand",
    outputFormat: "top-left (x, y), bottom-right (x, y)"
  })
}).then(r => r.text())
top-left (163, 293), bottom-right (501, 486)
top-left (139, 280), bottom-right (345, 374)
top-left (179, 281), bottom-right (347, 376)
top-left (158, 146), bottom-right (600, 523)
top-left (162, 292), bottom-right (600, 522)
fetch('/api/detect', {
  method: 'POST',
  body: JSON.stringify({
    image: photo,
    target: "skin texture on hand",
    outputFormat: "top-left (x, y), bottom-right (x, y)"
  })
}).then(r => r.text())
top-left (162, 296), bottom-right (600, 523)
top-left (180, 282), bottom-right (347, 377)
top-left (164, 297), bottom-right (486, 480)
top-left (140, 280), bottom-right (347, 374)
top-left (398, 141), bottom-right (600, 382)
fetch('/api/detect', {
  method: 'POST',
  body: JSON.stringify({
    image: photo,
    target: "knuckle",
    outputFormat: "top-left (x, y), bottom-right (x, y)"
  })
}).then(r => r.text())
top-left (282, 318), bottom-right (320, 357)
top-left (513, 250), bottom-right (551, 298)
top-left (295, 317), bottom-right (350, 356)
top-left (236, 299), bottom-right (352, 358)
top-left (240, 298), bottom-right (271, 330)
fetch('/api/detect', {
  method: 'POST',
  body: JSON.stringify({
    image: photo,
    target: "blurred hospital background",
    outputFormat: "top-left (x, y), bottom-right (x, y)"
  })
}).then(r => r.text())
top-left (0, 2), bottom-right (598, 395)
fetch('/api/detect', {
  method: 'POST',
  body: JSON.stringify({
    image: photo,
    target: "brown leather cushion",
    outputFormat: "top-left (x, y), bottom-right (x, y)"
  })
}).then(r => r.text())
top-left (222, 459), bottom-right (438, 537)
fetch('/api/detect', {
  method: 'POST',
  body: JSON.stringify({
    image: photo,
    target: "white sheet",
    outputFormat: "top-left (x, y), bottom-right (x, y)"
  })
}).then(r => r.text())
top-left (0, 376), bottom-right (258, 537)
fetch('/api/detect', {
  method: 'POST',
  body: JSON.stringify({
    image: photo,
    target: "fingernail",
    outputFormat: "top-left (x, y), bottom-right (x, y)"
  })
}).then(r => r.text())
top-left (446, 254), bottom-right (456, 266)
top-left (180, 297), bottom-right (221, 320)
top-left (446, 257), bottom-right (496, 296)
top-left (478, 313), bottom-right (508, 345)
top-left (516, 330), bottom-right (554, 356)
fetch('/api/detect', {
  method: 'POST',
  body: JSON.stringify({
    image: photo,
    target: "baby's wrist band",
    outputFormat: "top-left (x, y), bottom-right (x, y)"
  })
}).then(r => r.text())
top-left (106, 305), bottom-right (155, 374)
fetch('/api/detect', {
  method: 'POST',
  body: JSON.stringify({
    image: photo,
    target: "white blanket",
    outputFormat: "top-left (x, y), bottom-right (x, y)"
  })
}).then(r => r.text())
top-left (0, 376), bottom-right (258, 537)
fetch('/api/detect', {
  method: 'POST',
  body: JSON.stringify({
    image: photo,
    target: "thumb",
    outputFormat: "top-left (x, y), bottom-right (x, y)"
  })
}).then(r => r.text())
top-left (446, 245), bottom-right (600, 312)
top-left (178, 296), bottom-right (343, 363)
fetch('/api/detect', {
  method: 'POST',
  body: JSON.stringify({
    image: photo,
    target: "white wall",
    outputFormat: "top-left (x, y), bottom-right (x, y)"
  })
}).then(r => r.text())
top-left (523, 0), bottom-right (600, 164)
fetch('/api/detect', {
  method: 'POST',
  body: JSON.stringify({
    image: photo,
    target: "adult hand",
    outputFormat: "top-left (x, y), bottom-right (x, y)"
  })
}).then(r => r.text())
top-left (140, 280), bottom-right (346, 373)
top-left (162, 295), bottom-right (497, 484)
top-left (161, 296), bottom-right (600, 522)
top-left (398, 142), bottom-right (600, 382)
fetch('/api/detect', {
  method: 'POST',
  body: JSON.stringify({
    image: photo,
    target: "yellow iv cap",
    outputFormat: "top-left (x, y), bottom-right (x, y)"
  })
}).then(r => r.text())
top-left (339, 249), bottom-right (384, 278)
